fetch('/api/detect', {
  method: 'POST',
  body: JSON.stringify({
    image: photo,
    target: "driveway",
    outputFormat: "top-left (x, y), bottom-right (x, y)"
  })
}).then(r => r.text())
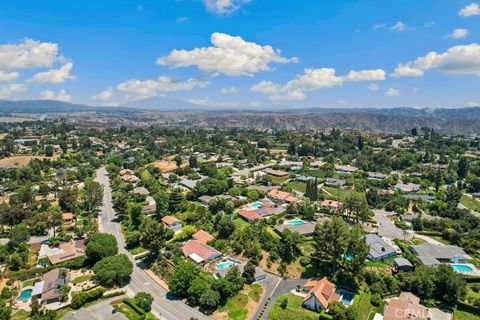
top-left (96, 167), bottom-right (209, 320)
top-left (252, 278), bottom-right (306, 320)
top-left (62, 295), bottom-right (127, 320)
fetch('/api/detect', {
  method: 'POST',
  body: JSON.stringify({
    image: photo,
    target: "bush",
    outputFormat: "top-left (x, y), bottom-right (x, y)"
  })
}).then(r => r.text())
top-left (370, 294), bottom-right (382, 307)
top-left (123, 298), bottom-right (145, 315)
top-left (70, 287), bottom-right (106, 309)
top-left (134, 292), bottom-right (153, 311)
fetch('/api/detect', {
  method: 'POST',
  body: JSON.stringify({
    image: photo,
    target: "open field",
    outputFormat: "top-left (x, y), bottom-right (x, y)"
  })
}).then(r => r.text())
top-left (0, 116), bottom-right (33, 123)
top-left (461, 195), bottom-right (480, 212)
top-left (0, 155), bottom-right (57, 168)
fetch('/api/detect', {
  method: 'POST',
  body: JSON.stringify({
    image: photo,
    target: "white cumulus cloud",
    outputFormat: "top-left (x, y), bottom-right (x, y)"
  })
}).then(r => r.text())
top-left (0, 83), bottom-right (27, 99)
top-left (385, 88), bottom-right (400, 96)
top-left (157, 32), bottom-right (297, 77)
top-left (30, 62), bottom-right (75, 84)
top-left (203, 0), bottom-right (251, 15)
top-left (93, 76), bottom-right (210, 103)
top-left (393, 43), bottom-right (480, 77)
top-left (459, 3), bottom-right (480, 17)
top-left (40, 89), bottom-right (72, 102)
top-left (251, 67), bottom-right (385, 101)
top-left (390, 21), bottom-right (408, 31)
top-left (449, 28), bottom-right (469, 39)
top-left (0, 39), bottom-right (60, 70)
top-left (0, 70), bottom-right (20, 82)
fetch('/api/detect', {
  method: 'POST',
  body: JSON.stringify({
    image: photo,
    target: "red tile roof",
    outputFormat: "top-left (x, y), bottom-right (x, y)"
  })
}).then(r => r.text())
top-left (303, 277), bottom-right (340, 310)
top-left (192, 230), bottom-right (214, 244)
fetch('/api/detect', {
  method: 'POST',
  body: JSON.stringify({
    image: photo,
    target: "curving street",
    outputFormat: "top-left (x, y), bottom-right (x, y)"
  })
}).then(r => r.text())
top-left (96, 167), bottom-right (209, 320)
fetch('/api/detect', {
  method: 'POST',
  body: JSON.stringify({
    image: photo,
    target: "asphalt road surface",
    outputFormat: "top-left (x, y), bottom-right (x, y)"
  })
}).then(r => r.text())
top-left (96, 167), bottom-right (209, 320)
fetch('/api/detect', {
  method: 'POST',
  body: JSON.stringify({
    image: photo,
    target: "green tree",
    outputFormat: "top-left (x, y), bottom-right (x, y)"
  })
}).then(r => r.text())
top-left (313, 217), bottom-right (349, 274)
top-left (82, 178), bottom-right (104, 216)
top-left (187, 276), bottom-right (209, 305)
top-left (86, 233), bottom-right (118, 263)
top-left (168, 188), bottom-right (184, 212)
top-left (457, 157), bottom-right (469, 179)
top-left (140, 218), bottom-right (169, 255)
top-left (434, 264), bottom-right (467, 305)
top-left (344, 193), bottom-right (371, 223)
top-left (9, 223), bottom-right (30, 248)
top-left (199, 289), bottom-right (220, 309)
top-left (225, 265), bottom-right (244, 294)
top-left (189, 155), bottom-right (198, 168)
top-left (93, 254), bottom-right (133, 286)
top-left (242, 261), bottom-right (256, 283)
top-left (44, 145), bottom-right (54, 157)
top-left (58, 187), bottom-right (78, 212)
top-left (127, 202), bottom-right (143, 228)
top-left (168, 261), bottom-right (200, 298)
top-left (134, 292), bottom-right (153, 311)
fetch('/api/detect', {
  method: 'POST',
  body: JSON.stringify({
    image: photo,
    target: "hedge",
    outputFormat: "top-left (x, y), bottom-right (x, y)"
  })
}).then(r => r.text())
top-left (456, 301), bottom-right (480, 315)
top-left (123, 298), bottom-right (145, 315)
top-left (71, 287), bottom-right (106, 309)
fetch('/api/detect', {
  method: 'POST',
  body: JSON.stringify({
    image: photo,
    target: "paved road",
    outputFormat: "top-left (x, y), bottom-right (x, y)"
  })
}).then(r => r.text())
top-left (96, 167), bottom-right (209, 320)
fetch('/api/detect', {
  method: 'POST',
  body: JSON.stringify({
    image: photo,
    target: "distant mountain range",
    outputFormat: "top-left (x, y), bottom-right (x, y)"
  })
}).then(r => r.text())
top-left (1, 99), bottom-right (479, 135)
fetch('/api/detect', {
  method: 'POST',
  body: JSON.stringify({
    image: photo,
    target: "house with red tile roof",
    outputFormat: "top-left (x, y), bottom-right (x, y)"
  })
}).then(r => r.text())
top-left (181, 240), bottom-right (222, 264)
top-left (238, 210), bottom-right (263, 224)
top-left (267, 189), bottom-right (298, 203)
top-left (192, 230), bottom-right (214, 244)
top-left (265, 168), bottom-right (289, 177)
top-left (161, 216), bottom-right (182, 232)
top-left (320, 200), bottom-right (343, 211)
top-left (302, 277), bottom-right (341, 312)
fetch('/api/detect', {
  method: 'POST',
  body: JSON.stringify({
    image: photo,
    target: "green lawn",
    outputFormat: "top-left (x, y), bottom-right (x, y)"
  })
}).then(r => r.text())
top-left (268, 294), bottom-right (318, 320)
top-left (218, 284), bottom-right (263, 320)
top-left (12, 310), bottom-right (29, 320)
top-left (286, 181), bottom-right (306, 193)
top-left (461, 195), bottom-right (480, 212)
top-left (72, 274), bottom-right (93, 284)
top-left (233, 218), bottom-right (251, 229)
top-left (130, 246), bottom-right (148, 255)
top-left (322, 186), bottom-right (359, 202)
top-left (111, 299), bottom-right (156, 320)
top-left (270, 175), bottom-right (289, 186)
top-left (352, 291), bottom-right (374, 320)
top-left (454, 309), bottom-right (480, 320)
top-left (22, 277), bottom-right (40, 287)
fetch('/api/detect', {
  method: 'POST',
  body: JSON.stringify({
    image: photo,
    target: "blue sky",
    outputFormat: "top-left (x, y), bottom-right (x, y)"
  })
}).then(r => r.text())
top-left (0, 0), bottom-right (479, 109)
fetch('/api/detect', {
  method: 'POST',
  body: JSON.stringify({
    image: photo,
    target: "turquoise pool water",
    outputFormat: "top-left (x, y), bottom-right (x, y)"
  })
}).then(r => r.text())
top-left (250, 201), bottom-right (263, 209)
top-left (337, 289), bottom-right (354, 305)
top-left (451, 264), bottom-right (474, 272)
top-left (286, 219), bottom-right (305, 225)
top-left (18, 289), bottom-right (32, 302)
top-left (217, 261), bottom-right (235, 270)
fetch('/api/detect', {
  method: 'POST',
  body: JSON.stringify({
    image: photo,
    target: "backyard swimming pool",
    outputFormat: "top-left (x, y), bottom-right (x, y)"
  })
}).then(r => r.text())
top-left (250, 201), bottom-right (263, 209)
top-left (451, 264), bottom-right (474, 273)
top-left (217, 261), bottom-right (235, 270)
top-left (337, 289), bottom-right (354, 305)
top-left (286, 219), bottom-right (305, 225)
top-left (18, 289), bottom-right (32, 302)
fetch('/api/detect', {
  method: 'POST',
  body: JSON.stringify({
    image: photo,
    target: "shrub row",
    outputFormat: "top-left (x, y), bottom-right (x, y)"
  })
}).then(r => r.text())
top-left (71, 287), bottom-right (106, 309)
top-left (123, 298), bottom-right (145, 315)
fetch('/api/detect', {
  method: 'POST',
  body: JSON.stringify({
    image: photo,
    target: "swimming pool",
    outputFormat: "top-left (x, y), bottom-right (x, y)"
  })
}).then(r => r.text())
top-left (451, 264), bottom-right (474, 273)
top-left (286, 219), bottom-right (305, 225)
top-left (250, 201), bottom-right (263, 209)
top-left (337, 289), bottom-right (354, 305)
top-left (217, 261), bottom-right (235, 270)
top-left (18, 289), bottom-right (32, 302)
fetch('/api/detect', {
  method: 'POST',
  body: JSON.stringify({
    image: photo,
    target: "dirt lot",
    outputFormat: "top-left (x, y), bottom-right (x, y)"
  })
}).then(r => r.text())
top-left (153, 160), bottom-right (178, 172)
top-left (0, 116), bottom-right (32, 123)
top-left (0, 155), bottom-right (56, 168)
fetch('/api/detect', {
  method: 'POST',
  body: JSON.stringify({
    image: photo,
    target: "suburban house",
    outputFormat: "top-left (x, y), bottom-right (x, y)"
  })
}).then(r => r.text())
top-left (393, 257), bottom-right (414, 272)
top-left (181, 240), bottom-right (222, 265)
top-left (365, 234), bottom-right (397, 261)
top-left (265, 168), bottom-right (289, 177)
top-left (409, 243), bottom-right (471, 266)
top-left (302, 277), bottom-right (341, 312)
top-left (383, 292), bottom-right (451, 320)
top-left (38, 240), bottom-right (86, 266)
top-left (161, 216), bottom-right (182, 232)
top-left (334, 164), bottom-right (358, 174)
top-left (192, 230), bottom-right (214, 244)
top-left (132, 186), bottom-right (150, 196)
top-left (198, 195), bottom-right (214, 206)
top-left (141, 196), bottom-right (157, 214)
top-left (275, 222), bottom-right (316, 236)
top-left (267, 189), bottom-right (298, 203)
top-left (367, 172), bottom-right (388, 180)
top-left (62, 212), bottom-right (75, 224)
top-left (238, 210), bottom-right (263, 224)
top-left (321, 200), bottom-right (342, 212)
top-left (32, 268), bottom-right (69, 305)
top-left (394, 182), bottom-right (420, 193)
top-left (325, 178), bottom-right (346, 188)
